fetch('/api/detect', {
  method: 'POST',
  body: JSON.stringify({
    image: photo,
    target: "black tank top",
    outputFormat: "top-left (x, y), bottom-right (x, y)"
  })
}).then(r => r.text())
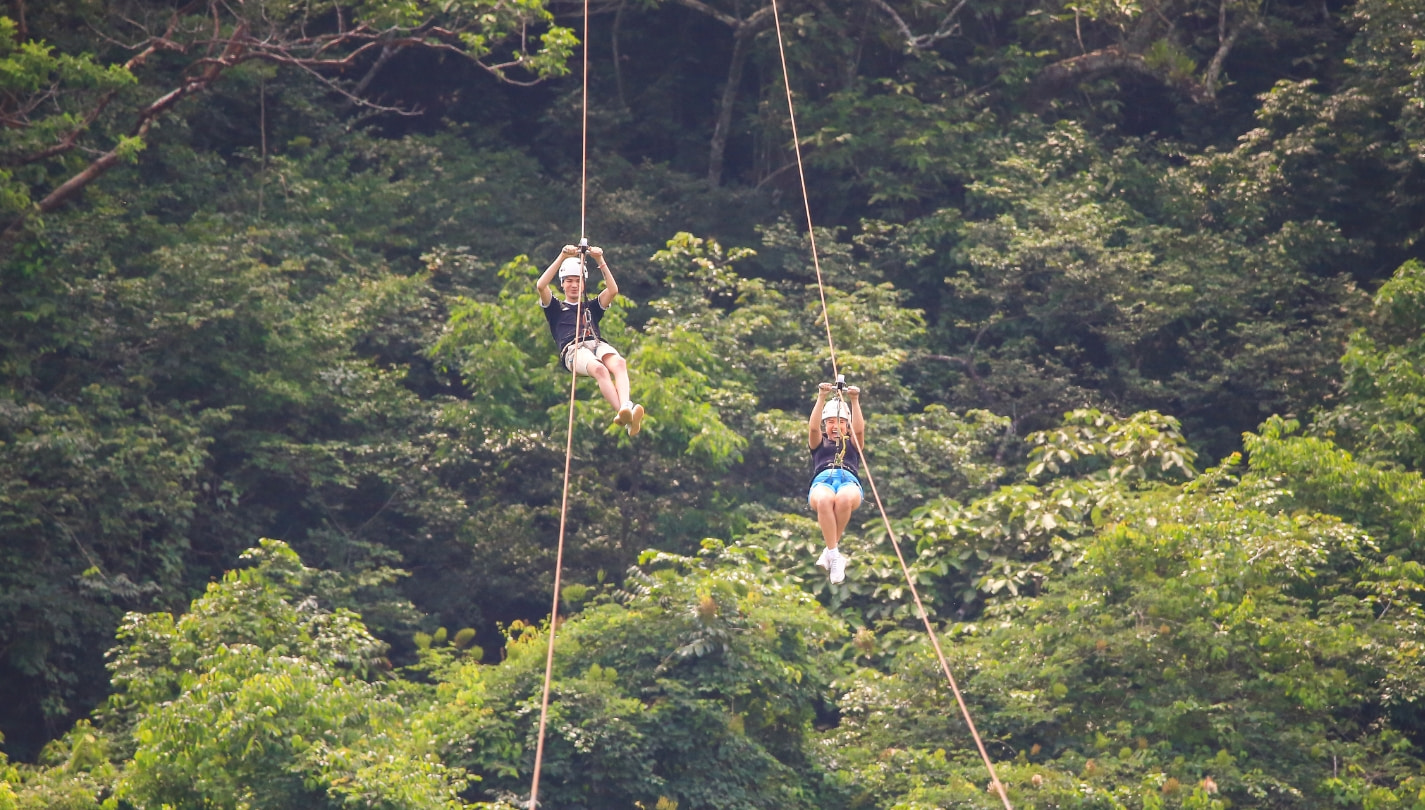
top-left (809, 433), bottom-right (861, 485)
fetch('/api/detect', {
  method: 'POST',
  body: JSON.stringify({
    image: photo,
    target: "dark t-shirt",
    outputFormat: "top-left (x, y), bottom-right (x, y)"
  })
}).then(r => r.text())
top-left (809, 433), bottom-right (862, 486)
top-left (541, 295), bottom-right (609, 353)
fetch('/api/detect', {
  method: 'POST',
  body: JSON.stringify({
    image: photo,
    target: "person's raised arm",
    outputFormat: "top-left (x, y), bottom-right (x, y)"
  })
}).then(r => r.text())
top-left (847, 385), bottom-right (866, 448)
top-left (808, 382), bottom-right (831, 449)
top-left (536, 244), bottom-right (579, 306)
top-left (589, 246), bottom-right (619, 309)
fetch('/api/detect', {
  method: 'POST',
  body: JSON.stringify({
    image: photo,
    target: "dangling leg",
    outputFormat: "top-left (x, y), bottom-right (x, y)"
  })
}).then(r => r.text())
top-left (809, 482), bottom-right (847, 583)
top-left (605, 353), bottom-right (631, 407)
top-left (603, 352), bottom-right (642, 435)
top-left (816, 479), bottom-right (859, 584)
top-left (583, 356), bottom-right (621, 411)
top-left (832, 487), bottom-right (863, 541)
top-left (809, 486), bottom-right (841, 549)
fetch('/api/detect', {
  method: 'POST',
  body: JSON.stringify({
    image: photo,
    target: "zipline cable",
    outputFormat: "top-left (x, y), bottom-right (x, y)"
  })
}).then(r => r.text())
top-left (529, 0), bottom-right (595, 806)
top-left (769, 10), bottom-right (839, 380)
top-left (528, 348), bottom-right (580, 810)
top-left (579, 0), bottom-right (590, 242)
top-left (766, 2), bottom-right (1013, 806)
top-left (847, 423), bottom-right (1013, 809)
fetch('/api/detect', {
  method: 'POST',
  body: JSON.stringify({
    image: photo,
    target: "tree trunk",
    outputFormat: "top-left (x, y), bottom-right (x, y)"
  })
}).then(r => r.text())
top-left (707, 28), bottom-right (753, 187)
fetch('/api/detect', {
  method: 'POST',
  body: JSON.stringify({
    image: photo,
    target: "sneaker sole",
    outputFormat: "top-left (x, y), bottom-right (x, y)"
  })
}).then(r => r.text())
top-left (615, 406), bottom-right (633, 426)
top-left (627, 404), bottom-right (645, 437)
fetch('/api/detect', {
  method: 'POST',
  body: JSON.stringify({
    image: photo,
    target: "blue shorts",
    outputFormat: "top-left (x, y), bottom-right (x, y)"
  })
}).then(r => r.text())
top-left (808, 468), bottom-right (863, 505)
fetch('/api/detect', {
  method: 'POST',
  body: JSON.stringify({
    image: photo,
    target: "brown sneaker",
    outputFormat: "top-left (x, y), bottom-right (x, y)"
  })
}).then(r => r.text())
top-left (615, 405), bottom-right (633, 426)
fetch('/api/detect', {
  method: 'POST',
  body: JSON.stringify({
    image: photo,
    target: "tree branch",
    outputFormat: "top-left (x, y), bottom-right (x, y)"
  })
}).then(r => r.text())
top-left (864, 0), bottom-right (970, 51)
top-left (705, 6), bottom-right (776, 186)
top-left (36, 24), bottom-right (249, 214)
top-left (8, 6), bottom-right (196, 168)
top-left (4, 0), bottom-right (573, 240)
top-left (1031, 45), bottom-right (1211, 104)
top-left (663, 0), bottom-right (742, 29)
top-left (1202, 0), bottom-right (1258, 101)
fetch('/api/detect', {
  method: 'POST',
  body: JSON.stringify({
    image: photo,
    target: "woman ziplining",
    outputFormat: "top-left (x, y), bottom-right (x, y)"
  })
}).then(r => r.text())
top-left (808, 379), bottom-right (864, 583)
top-left (536, 242), bottom-right (646, 437)
top-left (763, 0), bottom-right (1011, 799)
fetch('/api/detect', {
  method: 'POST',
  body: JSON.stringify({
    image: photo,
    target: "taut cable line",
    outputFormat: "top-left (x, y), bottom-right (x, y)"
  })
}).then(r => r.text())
top-left (766, 0), bottom-right (1013, 806)
top-left (527, 353), bottom-right (581, 810)
top-left (767, 2), bottom-right (839, 380)
top-left (844, 424), bottom-right (1014, 809)
top-left (579, 0), bottom-right (590, 242)
top-left (528, 0), bottom-right (594, 805)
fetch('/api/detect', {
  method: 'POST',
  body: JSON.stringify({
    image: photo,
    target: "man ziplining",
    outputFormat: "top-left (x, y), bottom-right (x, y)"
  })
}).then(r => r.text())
top-left (536, 243), bottom-right (646, 437)
top-left (807, 381), bottom-right (865, 583)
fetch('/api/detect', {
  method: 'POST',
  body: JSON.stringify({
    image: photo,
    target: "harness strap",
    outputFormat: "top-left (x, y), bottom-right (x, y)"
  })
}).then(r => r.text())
top-left (560, 338), bottom-right (604, 370)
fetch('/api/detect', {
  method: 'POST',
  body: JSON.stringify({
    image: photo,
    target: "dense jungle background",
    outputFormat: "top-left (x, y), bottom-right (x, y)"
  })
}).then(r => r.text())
top-left (2, 0), bottom-right (1425, 806)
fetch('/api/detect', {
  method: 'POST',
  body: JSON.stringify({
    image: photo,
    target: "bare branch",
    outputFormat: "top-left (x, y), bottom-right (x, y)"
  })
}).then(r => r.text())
top-left (34, 89), bottom-right (180, 214)
top-left (8, 4), bottom-right (199, 168)
top-left (664, 0), bottom-right (742, 29)
top-left (1201, 23), bottom-right (1244, 100)
top-left (1031, 45), bottom-right (1211, 104)
top-left (351, 43), bottom-right (399, 98)
top-left (274, 52), bottom-right (422, 114)
top-left (2, 0), bottom-right (573, 240)
top-left (755, 158), bottom-right (799, 189)
top-left (1202, 0), bottom-right (1260, 100)
top-left (864, 0), bottom-right (970, 51)
top-left (707, 5), bottom-right (777, 185)
top-left (36, 24), bottom-right (250, 213)
top-left (709, 27), bottom-right (752, 186)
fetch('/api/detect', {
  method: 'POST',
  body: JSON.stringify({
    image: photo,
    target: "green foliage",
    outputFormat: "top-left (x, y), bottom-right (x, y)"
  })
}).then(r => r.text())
top-left (109, 540), bottom-right (467, 810)
top-left (0, 16), bottom-right (136, 214)
top-left (1027, 408), bottom-right (1197, 483)
top-left (0, 383), bottom-right (217, 734)
top-left (0, 722), bottom-right (116, 810)
top-left (0, 0), bottom-right (577, 226)
top-left (1247, 416), bottom-right (1425, 559)
top-left (427, 543), bottom-right (848, 809)
top-left (822, 422), bottom-right (1425, 809)
top-left (433, 255), bottom-right (566, 429)
top-left (1318, 259), bottom-right (1425, 469)
top-left (6, 0), bottom-right (1425, 804)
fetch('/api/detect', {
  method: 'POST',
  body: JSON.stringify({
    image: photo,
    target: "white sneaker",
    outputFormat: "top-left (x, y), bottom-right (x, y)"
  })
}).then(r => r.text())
top-left (816, 547), bottom-right (832, 570)
top-left (828, 549), bottom-right (846, 584)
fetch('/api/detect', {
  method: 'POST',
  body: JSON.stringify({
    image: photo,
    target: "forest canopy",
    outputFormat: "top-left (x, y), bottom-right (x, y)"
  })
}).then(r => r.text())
top-left (2, 0), bottom-right (1424, 806)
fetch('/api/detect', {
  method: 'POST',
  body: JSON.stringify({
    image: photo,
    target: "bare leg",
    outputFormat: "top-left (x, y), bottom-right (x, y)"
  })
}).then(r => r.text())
top-left (810, 488), bottom-right (841, 549)
top-left (832, 489), bottom-right (862, 540)
top-left (605, 354), bottom-right (632, 405)
top-left (586, 363), bottom-right (621, 411)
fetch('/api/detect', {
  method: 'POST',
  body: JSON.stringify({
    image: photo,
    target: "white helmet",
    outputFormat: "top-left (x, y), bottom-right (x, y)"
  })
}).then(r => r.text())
top-left (822, 399), bottom-right (851, 424)
top-left (558, 257), bottom-right (586, 280)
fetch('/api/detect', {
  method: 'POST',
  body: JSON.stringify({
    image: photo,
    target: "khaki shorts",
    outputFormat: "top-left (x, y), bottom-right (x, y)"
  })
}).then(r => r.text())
top-left (563, 340), bottom-right (621, 376)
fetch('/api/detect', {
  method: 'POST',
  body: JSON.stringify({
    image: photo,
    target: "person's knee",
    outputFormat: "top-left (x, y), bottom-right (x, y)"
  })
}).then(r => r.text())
top-left (588, 362), bottom-right (611, 381)
top-left (837, 489), bottom-right (863, 510)
top-left (605, 355), bottom-right (627, 374)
